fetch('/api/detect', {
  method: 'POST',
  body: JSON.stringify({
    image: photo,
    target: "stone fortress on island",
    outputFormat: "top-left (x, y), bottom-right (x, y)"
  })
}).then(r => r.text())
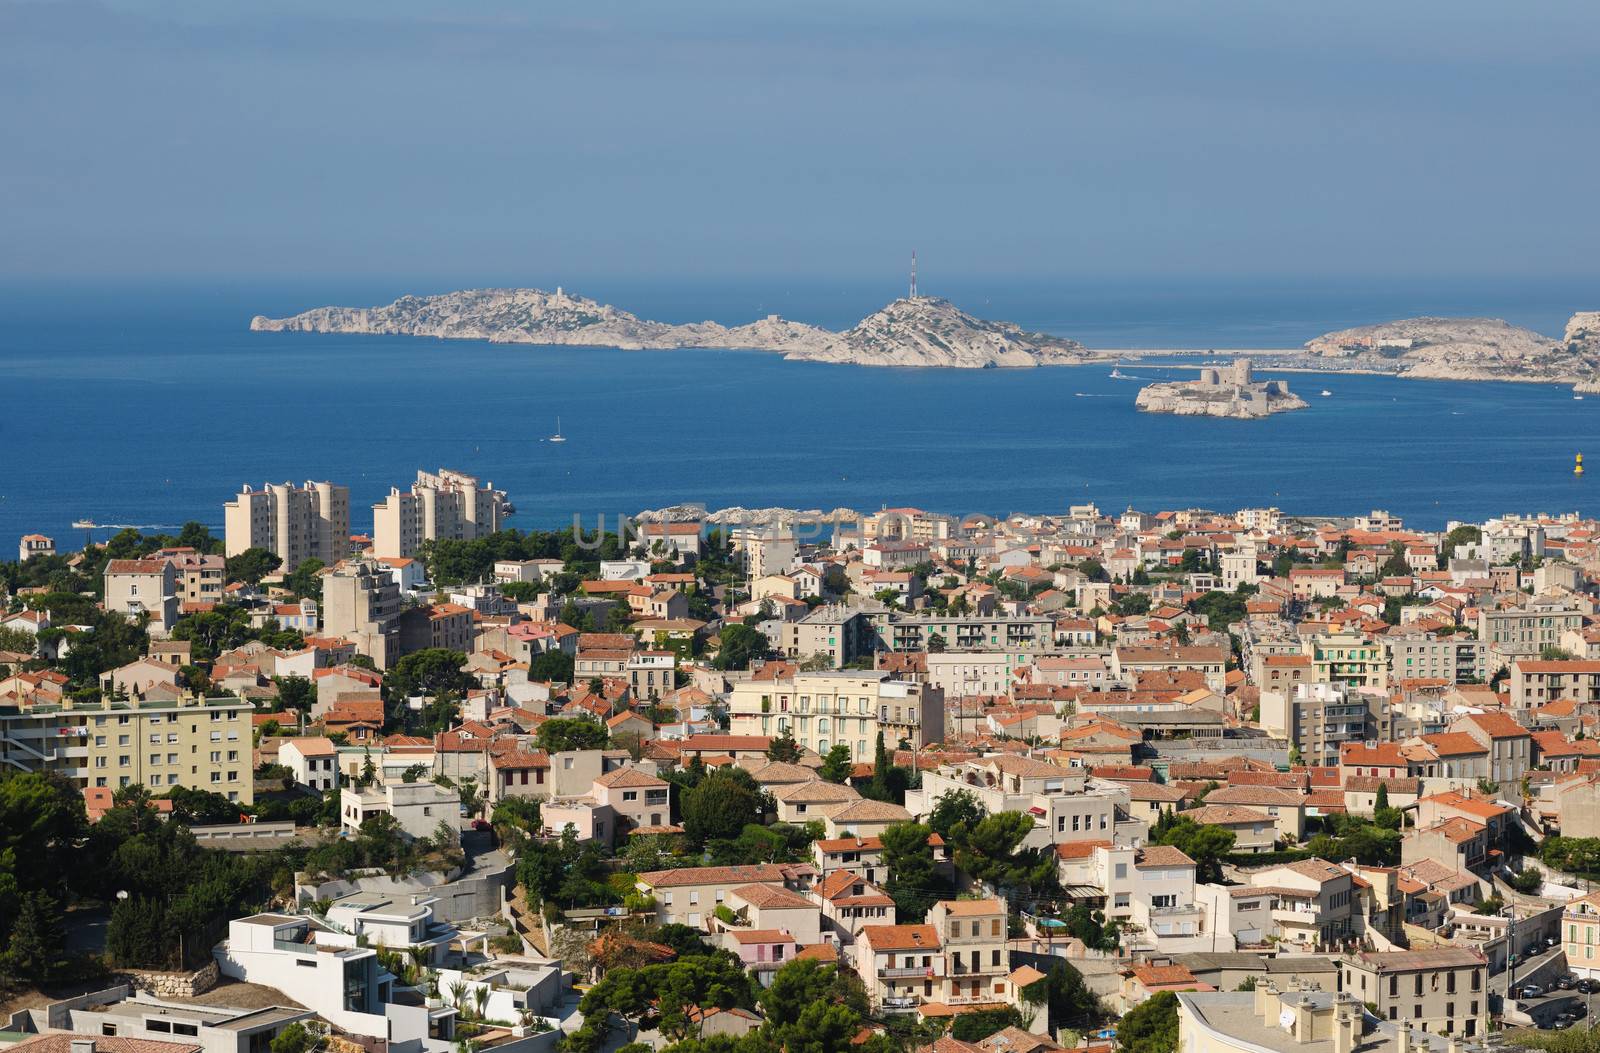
top-left (1135, 357), bottom-right (1309, 419)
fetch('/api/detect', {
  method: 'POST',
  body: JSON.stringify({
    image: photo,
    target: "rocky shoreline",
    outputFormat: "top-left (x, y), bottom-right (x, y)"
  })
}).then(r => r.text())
top-left (252, 291), bottom-right (1600, 388)
top-left (251, 288), bottom-right (1102, 370)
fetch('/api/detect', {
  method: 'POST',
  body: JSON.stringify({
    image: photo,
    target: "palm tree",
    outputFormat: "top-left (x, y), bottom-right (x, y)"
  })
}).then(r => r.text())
top-left (448, 980), bottom-right (471, 1014)
top-left (471, 986), bottom-right (490, 1022)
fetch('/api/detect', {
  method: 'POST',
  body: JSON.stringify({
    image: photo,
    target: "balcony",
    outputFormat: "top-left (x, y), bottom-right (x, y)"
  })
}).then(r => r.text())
top-left (881, 996), bottom-right (921, 1010)
top-left (947, 993), bottom-right (1001, 1006)
top-left (1150, 903), bottom-right (1204, 918)
top-left (882, 966), bottom-right (936, 978)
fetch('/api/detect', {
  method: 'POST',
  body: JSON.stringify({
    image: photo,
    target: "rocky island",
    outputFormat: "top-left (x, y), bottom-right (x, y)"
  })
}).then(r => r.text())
top-left (1299, 313), bottom-right (1600, 388)
top-left (1135, 359), bottom-right (1308, 419)
top-left (250, 288), bottom-right (1097, 370)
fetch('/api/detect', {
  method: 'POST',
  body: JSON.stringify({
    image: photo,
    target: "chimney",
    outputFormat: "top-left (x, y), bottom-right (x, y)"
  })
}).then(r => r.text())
top-left (71, 1041), bottom-right (96, 1053)
top-left (1255, 980), bottom-right (1278, 1023)
top-left (1333, 1010), bottom-right (1355, 1053)
top-left (1397, 1026), bottom-right (1411, 1053)
top-left (1448, 1037), bottom-right (1463, 1053)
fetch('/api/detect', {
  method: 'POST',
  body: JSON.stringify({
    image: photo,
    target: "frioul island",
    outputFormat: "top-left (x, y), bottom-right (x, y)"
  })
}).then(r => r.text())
top-left (1134, 358), bottom-right (1308, 418)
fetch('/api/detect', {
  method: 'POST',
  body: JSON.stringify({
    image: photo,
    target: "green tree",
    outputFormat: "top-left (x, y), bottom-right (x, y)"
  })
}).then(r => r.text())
top-left (928, 788), bottom-right (986, 841)
top-left (0, 625), bottom-right (37, 657)
top-left (270, 1023), bottom-right (316, 1053)
top-left (954, 812), bottom-right (1058, 900)
top-left (819, 744), bottom-right (854, 784)
top-left (163, 786), bottom-right (246, 825)
top-left (1044, 959), bottom-right (1102, 1031)
top-left (759, 957), bottom-right (869, 1029)
top-left (282, 557), bottom-right (326, 600)
top-left (1440, 525), bottom-right (1481, 561)
top-left (1305, 813), bottom-right (1401, 867)
top-left (951, 1007), bottom-right (1025, 1042)
top-left (535, 717), bottom-right (610, 752)
top-left (880, 822), bottom-right (941, 922)
top-left (863, 731), bottom-right (910, 803)
top-left (712, 624), bottom-right (768, 671)
top-left (226, 547), bottom-right (282, 585)
top-left (1154, 815), bottom-right (1236, 882)
top-left (0, 771), bottom-right (87, 946)
top-left (529, 650), bottom-right (575, 683)
top-left (682, 770), bottom-right (765, 848)
top-left (384, 648), bottom-right (472, 704)
top-left (3, 890), bottom-right (65, 983)
top-left (1118, 991), bottom-right (1179, 1053)
top-left (767, 733), bottom-right (803, 764)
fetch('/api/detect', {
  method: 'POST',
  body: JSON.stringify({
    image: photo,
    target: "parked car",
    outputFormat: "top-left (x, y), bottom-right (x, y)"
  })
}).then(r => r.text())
top-left (472, 818), bottom-right (491, 832)
top-left (1579, 978), bottom-right (1600, 994)
top-left (1521, 984), bottom-right (1545, 999)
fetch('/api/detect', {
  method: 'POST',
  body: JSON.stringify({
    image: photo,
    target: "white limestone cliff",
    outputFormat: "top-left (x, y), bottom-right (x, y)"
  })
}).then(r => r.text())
top-left (250, 288), bottom-right (1095, 369)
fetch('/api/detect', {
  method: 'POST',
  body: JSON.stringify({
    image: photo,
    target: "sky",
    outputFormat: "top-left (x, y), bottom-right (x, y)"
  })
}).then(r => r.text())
top-left (3, 0), bottom-right (1599, 288)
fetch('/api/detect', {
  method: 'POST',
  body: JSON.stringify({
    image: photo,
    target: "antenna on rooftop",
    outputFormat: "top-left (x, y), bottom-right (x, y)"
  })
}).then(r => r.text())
top-left (909, 251), bottom-right (918, 299)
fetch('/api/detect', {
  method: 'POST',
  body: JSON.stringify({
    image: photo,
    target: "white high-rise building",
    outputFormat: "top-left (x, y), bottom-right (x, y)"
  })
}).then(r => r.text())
top-left (224, 480), bottom-right (349, 571)
top-left (372, 468), bottom-right (509, 560)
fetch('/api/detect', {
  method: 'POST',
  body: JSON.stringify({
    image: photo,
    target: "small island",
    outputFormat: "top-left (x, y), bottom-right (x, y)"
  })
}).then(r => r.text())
top-left (1135, 358), bottom-right (1308, 419)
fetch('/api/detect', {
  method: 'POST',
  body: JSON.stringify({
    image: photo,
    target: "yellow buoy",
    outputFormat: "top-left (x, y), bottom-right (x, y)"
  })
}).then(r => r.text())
top-left (1577, 453), bottom-right (1585, 476)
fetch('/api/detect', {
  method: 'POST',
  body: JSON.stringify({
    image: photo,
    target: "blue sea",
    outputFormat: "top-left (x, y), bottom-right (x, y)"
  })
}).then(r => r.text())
top-left (2, 277), bottom-right (1598, 544)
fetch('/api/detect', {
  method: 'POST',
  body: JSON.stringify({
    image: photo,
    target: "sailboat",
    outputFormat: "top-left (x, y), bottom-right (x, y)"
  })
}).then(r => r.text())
top-left (549, 417), bottom-right (567, 443)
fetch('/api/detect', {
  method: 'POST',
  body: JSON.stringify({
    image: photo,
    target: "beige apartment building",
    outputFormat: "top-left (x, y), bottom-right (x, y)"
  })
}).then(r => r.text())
top-left (1563, 889), bottom-right (1600, 978)
top-left (1304, 632), bottom-right (1389, 692)
top-left (323, 560), bottom-right (403, 667)
top-left (1383, 632), bottom-right (1487, 684)
top-left (0, 695), bottom-right (254, 804)
top-left (103, 558), bottom-right (178, 632)
top-left (856, 923), bottom-right (944, 1012)
top-left (162, 550), bottom-right (227, 603)
top-left (1339, 948), bottom-right (1486, 1036)
top-left (1479, 598), bottom-right (1584, 659)
top-left (904, 755), bottom-right (1135, 850)
top-left (634, 864), bottom-right (795, 929)
top-left (930, 899), bottom-right (1009, 1008)
top-left (780, 606), bottom-right (875, 668)
top-left (1509, 658), bottom-right (1600, 708)
top-left (1259, 681), bottom-right (1392, 768)
top-left (855, 898), bottom-right (1010, 1013)
top-left (224, 480), bottom-right (350, 571)
top-left (727, 670), bottom-right (945, 759)
top-left (372, 468), bottom-right (508, 559)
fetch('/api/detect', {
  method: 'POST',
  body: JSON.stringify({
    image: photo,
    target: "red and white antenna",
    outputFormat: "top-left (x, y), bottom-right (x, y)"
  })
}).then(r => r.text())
top-left (910, 250), bottom-right (918, 299)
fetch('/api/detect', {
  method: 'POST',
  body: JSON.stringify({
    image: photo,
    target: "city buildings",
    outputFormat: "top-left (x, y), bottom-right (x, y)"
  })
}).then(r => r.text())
top-left (372, 468), bottom-right (509, 560)
top-left (727, 670), bottom-right (945, 758)
top-left (224, 481), bottom-right (350, 571)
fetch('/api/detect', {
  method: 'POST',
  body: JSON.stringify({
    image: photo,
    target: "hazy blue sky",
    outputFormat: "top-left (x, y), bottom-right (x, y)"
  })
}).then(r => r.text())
top-left (3, 0), bottom-right (1599, 285)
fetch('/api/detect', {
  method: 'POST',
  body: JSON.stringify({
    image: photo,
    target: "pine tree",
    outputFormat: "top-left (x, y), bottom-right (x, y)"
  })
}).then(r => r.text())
top-left (6, 890), bottom-right (64, 982)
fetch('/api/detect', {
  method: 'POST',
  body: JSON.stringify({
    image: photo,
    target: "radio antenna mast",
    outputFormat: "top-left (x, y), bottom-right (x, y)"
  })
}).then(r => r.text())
top-left (909, 251), bottom-right (918, 299)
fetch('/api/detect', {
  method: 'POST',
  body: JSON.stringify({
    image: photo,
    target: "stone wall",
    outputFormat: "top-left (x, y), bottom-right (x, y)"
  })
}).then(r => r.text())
top-left (123, 961), bottom-right (220, 998)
